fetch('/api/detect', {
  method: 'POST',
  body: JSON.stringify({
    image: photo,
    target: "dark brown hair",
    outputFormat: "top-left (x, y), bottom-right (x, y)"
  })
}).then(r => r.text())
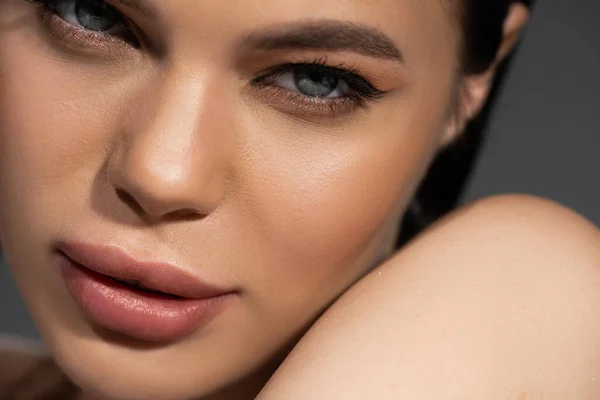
top-left (397, 0), bottom-right (535, 247)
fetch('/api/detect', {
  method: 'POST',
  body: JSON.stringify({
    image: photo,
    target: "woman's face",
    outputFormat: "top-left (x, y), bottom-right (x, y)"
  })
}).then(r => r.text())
top-left (0, 0), bottom-right (463, 398)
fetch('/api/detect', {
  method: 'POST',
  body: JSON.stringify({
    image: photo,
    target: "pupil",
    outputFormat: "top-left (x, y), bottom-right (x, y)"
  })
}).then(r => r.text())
top-left (295, 68), bottom-right (339, 97)
top-left (75, 0), bottom-right (119, 32)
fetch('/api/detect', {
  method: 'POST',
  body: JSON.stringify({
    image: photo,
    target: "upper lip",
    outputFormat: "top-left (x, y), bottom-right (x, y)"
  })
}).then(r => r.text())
top-left (56, 240), bottom-right (232, 299)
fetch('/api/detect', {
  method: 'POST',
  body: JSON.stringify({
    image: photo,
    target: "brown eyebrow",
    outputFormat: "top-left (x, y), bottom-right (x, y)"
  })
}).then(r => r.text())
top-left (242, 21), bottom-right (404, 63)
top-left (107, 3), bottom-right (404, 63)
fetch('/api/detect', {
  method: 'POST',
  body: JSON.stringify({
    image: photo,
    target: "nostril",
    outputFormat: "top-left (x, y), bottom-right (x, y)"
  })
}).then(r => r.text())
top-left (115, 188), bottom-right (145, 215)
top-left (165, 208), bottom-right (202, 220)
top-left (114, 187), bottom-right (204, 221)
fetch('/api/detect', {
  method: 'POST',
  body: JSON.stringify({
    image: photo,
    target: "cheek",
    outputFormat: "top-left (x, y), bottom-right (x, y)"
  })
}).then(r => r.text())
top-left (0, 26), bottom-right (131, 259)
top-left (237, 104), bottom-right (445, 297)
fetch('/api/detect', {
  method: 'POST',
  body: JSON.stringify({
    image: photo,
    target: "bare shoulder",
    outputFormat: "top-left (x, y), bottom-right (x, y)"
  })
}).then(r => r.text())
top-left (434, 193), bottom-right (599, 251)
top-left (259, 195), bottom-right (600, 399)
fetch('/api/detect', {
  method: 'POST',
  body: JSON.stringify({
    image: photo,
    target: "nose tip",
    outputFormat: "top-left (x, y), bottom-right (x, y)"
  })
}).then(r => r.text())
top-left (107, 141), bottom-right (225, 222)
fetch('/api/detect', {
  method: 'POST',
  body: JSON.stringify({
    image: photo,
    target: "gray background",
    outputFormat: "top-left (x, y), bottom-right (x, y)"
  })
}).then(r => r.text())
top-left (1, 0), bottom-right (599, 340)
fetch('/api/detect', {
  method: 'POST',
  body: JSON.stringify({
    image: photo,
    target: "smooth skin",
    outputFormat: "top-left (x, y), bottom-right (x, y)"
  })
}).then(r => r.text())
top-left (1, 0), bottom-right (599, 399)
top-left (258, 195), bottom-right (600, 399)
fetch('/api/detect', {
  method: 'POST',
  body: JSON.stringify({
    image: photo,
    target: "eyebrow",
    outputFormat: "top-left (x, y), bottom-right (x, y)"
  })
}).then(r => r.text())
top-left (107, 2), bottom-right (405, 63)
top-left (242, 21), bottom-right (405, 63)
top-left (112, 0), bottom-right (157, 19)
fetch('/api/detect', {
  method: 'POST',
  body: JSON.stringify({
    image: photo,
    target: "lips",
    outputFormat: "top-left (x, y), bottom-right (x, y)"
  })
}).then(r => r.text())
top-left (57, 240), bottom-right (230, 298)
top-left (55, 240), bottom-right (236, 342)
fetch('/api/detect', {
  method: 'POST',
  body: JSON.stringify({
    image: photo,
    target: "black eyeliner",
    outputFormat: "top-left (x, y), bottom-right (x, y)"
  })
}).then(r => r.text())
top-left (252, 62), bottom-right (386, 101)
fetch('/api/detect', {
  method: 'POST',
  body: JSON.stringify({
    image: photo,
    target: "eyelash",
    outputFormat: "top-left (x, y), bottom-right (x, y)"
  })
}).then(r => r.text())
top-left (24, 0), bottom-right (386, 117)
top-left (251, 58), bottom-right (385, 116)
top-left (25, 0), bottom-right (141, 50)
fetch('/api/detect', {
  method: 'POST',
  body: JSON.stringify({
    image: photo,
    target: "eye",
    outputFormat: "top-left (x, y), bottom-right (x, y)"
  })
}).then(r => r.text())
top-left (272, 65), bottom-right (354, 99)
top-left (250, 61), bottom-right (386, 117)
top-left (56, 0), bottom-right (123, 32)
top-left (37, 0), bottom-right (133, 38)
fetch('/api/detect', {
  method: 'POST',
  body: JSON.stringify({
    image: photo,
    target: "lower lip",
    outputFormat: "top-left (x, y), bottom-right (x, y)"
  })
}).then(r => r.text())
top-left (59, 255), bottom-right (233, 342)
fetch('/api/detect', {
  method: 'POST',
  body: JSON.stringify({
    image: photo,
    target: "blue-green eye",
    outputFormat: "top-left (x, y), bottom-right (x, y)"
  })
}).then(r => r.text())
top-left (291, 66), bottom-right (343, 98)
top-left (55, 0), bottom-right (121, 33)
top-left (30, 0), bottom-right (130, 36)
top-left (70, 0), bottom-right (119, 32)
top-left (271, 65), bottom-right (359, 100)
top-left (251, 62), bottom-right (386, 117)
top-left (27, 0), bottom-right (140, 48)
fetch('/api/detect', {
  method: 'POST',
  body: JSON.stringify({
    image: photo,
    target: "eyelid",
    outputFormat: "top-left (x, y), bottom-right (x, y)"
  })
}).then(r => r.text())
top-left (251, 84), bottom-right (368, 119)
top-left (251, 62), bottom-right (386, 100)
top-left (33, 0), bottom-right (142, 50)
top-left (31, 10), bottom-right (137, 62)
top-left (247, 62), bottom-right (387, 119)
top-left (254, 61), bottom-right (359, 84)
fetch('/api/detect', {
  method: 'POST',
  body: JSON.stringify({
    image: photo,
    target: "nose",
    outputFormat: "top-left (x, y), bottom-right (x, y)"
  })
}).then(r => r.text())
top-left (107, 72), bottom-right (231, 221)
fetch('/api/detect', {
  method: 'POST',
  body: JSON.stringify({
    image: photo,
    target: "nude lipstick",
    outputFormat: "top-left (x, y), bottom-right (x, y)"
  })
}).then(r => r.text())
top-left (56, 240), bottom-right (236, 342)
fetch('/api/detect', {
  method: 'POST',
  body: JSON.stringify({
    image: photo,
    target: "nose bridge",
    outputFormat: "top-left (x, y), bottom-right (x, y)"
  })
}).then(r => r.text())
top-left (107, 68), bottom-right (229, 220)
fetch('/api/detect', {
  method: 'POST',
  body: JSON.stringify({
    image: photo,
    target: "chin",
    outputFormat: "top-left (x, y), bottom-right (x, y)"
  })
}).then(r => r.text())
top-left (36, 322), bottom-right (240, 400)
